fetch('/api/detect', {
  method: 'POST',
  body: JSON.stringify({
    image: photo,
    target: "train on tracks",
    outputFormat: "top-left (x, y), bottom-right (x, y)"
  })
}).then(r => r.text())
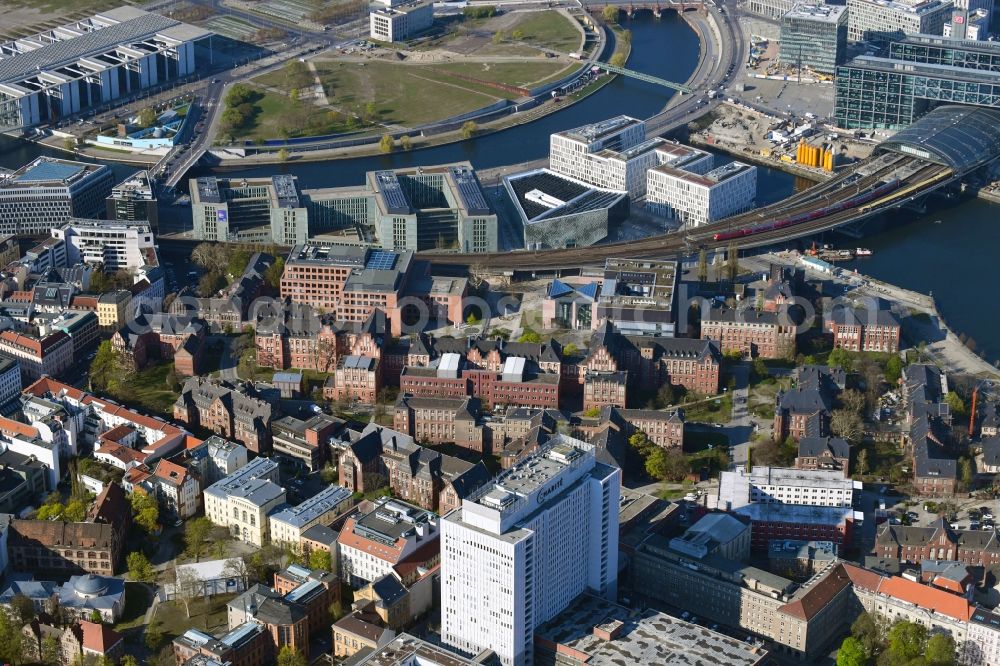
top-left (711, 178), bottom-right (902, 242)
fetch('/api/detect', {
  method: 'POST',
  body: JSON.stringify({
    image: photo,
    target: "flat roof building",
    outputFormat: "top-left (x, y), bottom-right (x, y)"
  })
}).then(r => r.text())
top-left (191, 174), bottom-right (307, 244)
top-left (846, 0), bottom-right (954, 45)
top-left (780, 4), bottom-right (849, 74)
top-left (203, 457), bottom-right (285, 547)
top-left (441, 436), bottom-right (620, 666)
top-left (52, 217), bottom-right (156, 271)
top-left (503, 168), bottom-right (629, 250)
top-left (370, 0), bottom-right (434, 42)
top-left (647, 159), bottom-right (757, 228)
top-left (337, 497), bottom-right (439, 587)
top-left (0, 7), bottom-right (212, 131)
top-left (269, 484), bottom-right (354, 546)
top-left (106, 170), bottom-right (158, 231)
top-left (596, 258), bottom-right (678, 337)
top-left (0, 158), bottom-right (115, 236)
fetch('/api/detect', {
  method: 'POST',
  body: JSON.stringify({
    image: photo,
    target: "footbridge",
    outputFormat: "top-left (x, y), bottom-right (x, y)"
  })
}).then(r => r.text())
top-left (596, 63), bottom-right (693, 93)
top-left (419, 105), bottom-right (1000, 269)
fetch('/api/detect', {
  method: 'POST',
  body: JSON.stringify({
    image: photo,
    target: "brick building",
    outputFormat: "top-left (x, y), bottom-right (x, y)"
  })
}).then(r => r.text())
top-left (392, 395), bottom-right (485, 453)
top-left (874, 518), bottom-right (1000, 567)
top-left (174, 377), bottom-right (276, 455)
top-left (7, 520), bottom-right (119, 576)
top-left (583, 370), bottom-right (628, 411)
top-left (795, 437), bottom-right (850, 476)
top-left (700, 307), bottom-right (797, 360)
top-left (904, 365), bottom-right (957, 497)
top-left (326, 355), bottom-right (380, 404)
top-left (111, 313), bottom-right (206, 373)
top-left (774, 367), bottom-right (842, 441)
top-left (826, 306), bottom-right (901, 353)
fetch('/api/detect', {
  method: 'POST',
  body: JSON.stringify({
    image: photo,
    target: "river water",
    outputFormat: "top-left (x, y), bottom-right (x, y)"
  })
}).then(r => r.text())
top-left (0, 12), bottom-right (996, 360)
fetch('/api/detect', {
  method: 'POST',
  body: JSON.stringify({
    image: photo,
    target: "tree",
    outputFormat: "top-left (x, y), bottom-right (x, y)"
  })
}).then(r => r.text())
top-left (309, 549), bottom-right (332, 572)
top-left (173, 566), bottom-right (202, 619)
top-left (925, 633), bottom-right (956, 666)
top-left (851, 612), bottom-right (887, 659)
top-left (41, 635), bottom-right (60, 666)
top-left (137, 107), bottom-right (158, 128)
top-left (831, 409), bottom-right (863, 442)
top-left (265, 256), bottom-right (285, 290)
top-left (840, 389), bottom-right (866, 415)
top-left (465, 312), bottom-right (479, 326)
top-left (836, 637), bottom-right (868, 666)
top-left (284, 59), bottom-right (313, 90)
top-left (885, 355), bottom-right (903, 384)
top-left (726, 242), bottom-right (739, 282)
top-left (697, 248), bottom-right (708, 283)
top-left (89, 608), bottom-right (103, 624)
top-left (277, 646), bottom-right (308, 666)
top-left (886, 621), bottom-right (927, 664)
top-left (945, 391), bottom-right (966, 419)
top-left (461, 121), bottom-right (478, 139)
top-left (828, 347), bottom-right (853, 370)
top-left (379, 134), bottom-right (394, 153)
top-left (128, 551), bottom-right (156, 583)
top-left (184, 517), bottom-right (214, 561)
top-left (493, 30), bottom-right (505, 44)
top-left (278, 148), bottom-right (290, 162)
top-left (563, 343), bottom-right (579, 356)
top-left (958, 456), bottom-right (974, 491)
top-left (130, 491), bottom-right (160, 533)
top-left (363, 102), bottom-right (378, 123)
top-left (511, 29), bottom-right (524, 40)
top-left (0, 608), bottom-right (23, 664)
top-left (192, 242), bottom-right (229, 274)
top-left (198, 271), bottom-right (227, 297)
top-left (857, 447), bottom-right (869, 477)
top-left (603, 5), bottom-right (619, 22)
top-left (224, 556), bottom-right (254, 586)
top-left (36, 501), bottom-right (64, 521)
top-left (120, 657), bottom-right (140, 666)
top-left (400, 134), bottom-right (412, 150)
top-left (90, 340), bottom-right (123, 393)
top-left (645, 447), bottom-right (669, 480)
top-left (518, 327), bottom-right (542, 343)
top-left (620, 28), bottom-right (632, 44)
top-left (610, 52), bottom-right (627, 67)
top-left (9, 594), bottom-right (34, 624)
top-left (63, 136), bottom-right (76, 151)
top-left (63, 498), bottom-right (87, 522)
top-left (329, 600), bottom-right (345, 621)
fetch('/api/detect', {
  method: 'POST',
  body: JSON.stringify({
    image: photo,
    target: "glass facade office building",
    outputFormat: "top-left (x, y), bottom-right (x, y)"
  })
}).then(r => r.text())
top-left (780, 4), bottom-right (848, 75)
top-left (835, 36), bottom-right (1000, 129)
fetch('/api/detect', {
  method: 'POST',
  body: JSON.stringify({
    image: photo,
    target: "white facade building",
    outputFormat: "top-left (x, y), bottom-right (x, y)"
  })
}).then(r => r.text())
top-left (0, 358), bottom-right (21, 406)
top-left (269, 484), bottom-right (353, 546)
top-left (370, 0), bottom-right (434, 42)
top-left (336, 498), bottom-right (439, 586)
top-left (647, 159), bottom-right (757, 227)
top-left (52, 218), bottom-right (156, 271)
top-left (203, 457), bottom-right (285, 546)
top-left (846, 0), bottom-right (954, 44)
top-left (718, 466), bottom-right (861, 510)
top-left (549, 116), bottom-right (667, 197)
top-left (965, 608), bottom-right (1000, 666)
top-left (441, 436), bottom-right (620, 666)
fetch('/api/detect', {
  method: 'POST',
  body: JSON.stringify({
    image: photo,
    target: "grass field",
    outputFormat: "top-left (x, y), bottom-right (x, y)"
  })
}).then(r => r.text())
top-left (236, 87), bottom-right (355, 142)
top-left (115, 363), bottom-right (181, 415)
top-left (507, 10), bottom-right (583, 53)
top-left (152, 594), bottom-right (236, 640)
top-left (116, 583), bottom-right (153, 631)
top-left (430, 61), bottom-right (572, 88)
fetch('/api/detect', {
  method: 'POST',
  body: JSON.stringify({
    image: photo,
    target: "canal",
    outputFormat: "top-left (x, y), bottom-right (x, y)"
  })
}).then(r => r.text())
top-left (0, 12), bottom-right (996, 362)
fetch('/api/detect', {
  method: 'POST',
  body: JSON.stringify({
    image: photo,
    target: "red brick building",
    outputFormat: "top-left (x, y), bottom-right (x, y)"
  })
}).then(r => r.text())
top-left (875, 518), bottom-right (1000, 566)
top-left (325, 355), bottom-right (380, 404)
top-left (826, 307), bottom-right (901, 353)
top-left (583, 370), bottom-right (628, 411)
top-left (795, 437), bottom-right (850, 476)
top-left (393, 395), bottom-right (485, 453)
top-left (173, 377), bottom-right (275, 455)
top-left (700, 308), bottom-right (797, 360)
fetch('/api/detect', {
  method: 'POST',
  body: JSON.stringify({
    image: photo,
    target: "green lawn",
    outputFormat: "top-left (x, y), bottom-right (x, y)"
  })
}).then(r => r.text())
top-left (684, 430), bottom-right (730, 453)
top-left (115, 583), bottom-right (153, 631)
top-left (116, 363), bottom-right (180, 415)
top-left (682, 394), bottom-right (733, 424)
top-left (430, 61), bottom-right (572, 88)
top-left (151, 594), bottom-right (236, 640)
top-left (226, 87), bottom-right (357, 142)
top-left (507, 10), bottom-right (583, 53)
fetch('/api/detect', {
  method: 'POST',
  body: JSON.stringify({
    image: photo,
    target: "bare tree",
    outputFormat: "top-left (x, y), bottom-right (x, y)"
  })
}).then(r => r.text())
top-left (173, 566), bottom-right (203, 619)
top-left (223, 556), bottom-right (253, 587)
top-left (831, 409), bottom-right (863, 442)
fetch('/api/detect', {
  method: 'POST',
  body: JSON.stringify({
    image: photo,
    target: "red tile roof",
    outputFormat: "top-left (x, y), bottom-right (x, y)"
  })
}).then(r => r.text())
top-left (0, 330), bottom-right (69, 356)
top-left (779, 564), bottom-right (853, 621)
top-left (876, 576), bottom-right (974, 622)
top-left (95, 443), bottom-right (146, 466)
top-left (79, 620), bottom-right (123, 653)
top-left (842, 562), bottom-right (883, 592)
top-left (69, 296), bottom-right (99, 311)
top-left (23, 376), bottom-right (87, 402)
top-left (0, 415), bottom-right (39, 440)
top-left (337, 517), bottom-right (405, 565)
top-left (153, 458), bottom-right (189, 486)
top-left (99, 424), bottom-right (135, 444)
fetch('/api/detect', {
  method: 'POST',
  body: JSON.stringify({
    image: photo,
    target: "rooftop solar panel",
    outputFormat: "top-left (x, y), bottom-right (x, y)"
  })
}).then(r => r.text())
top-left (15, 161), bottom-right (84, 183)
top-left (449, 166), bottom-right (491, 215)
top-left (375, 171), bottom-right (410, 214)
top-left (365, 250), bottom-right (398, 271)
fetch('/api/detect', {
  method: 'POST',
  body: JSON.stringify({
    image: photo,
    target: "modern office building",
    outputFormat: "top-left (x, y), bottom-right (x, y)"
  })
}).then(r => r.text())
top-left (746, 0), bottom-right (797, 20)
top-left (441, 436), bottom-right (620, 666)
top-left (503, 168), bottom-right (629, 249)
top-left (845, 0), bottom-right (954, 45)
top-left (646, 160), bottom-right (757, 228)
top-left (370, 0), bottom-right (434, 42)
top-left (106, 170), bottom-right (158, 231)
top-left (779, 4), bottom-right (849, 74)
top-left (0, 7), bottom-right (212, 131)
top-left (944, 8), bottom-right (991, 40)
top-left (191, 175), bottom-right (307, 244)
top-left (835, 35), bottom-right (1000, 128)
top-left (549, 116), bottom-right (672, 197)
top-left (718, 466), bottom-right (860, 510)
top-left (0, 158), bottom-right (115, 235)
top-left (52, 218), bottom-right (156, 271)
top-left (595, 258), bottom-right (678, 336)
top-left (367, 164), bottom-right (497, 253)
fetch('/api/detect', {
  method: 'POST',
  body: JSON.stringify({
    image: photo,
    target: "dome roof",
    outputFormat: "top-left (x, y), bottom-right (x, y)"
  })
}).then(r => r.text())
top-left (73, 574), bottom-right (109, 596)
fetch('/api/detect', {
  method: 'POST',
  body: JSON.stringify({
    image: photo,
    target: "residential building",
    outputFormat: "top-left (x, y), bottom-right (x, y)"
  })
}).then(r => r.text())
top-left (149, 457), bottom-right (201, 519)
top-left (795, 436), bottom-right (850, 475)
top-left (333, 599), bottom-right (395, 658)
top-left (779, 4), bottom-right (848, 75)
top-left (0, 235), bottom-right (19, 269)
top-left (846, 0), bottom-right (953, 45)
top-left (337, 497), bottom-right (439, 586)
top-left (0, 449), bottom-right (47, 513)
top-left (96, 290), bottom-right (132, 330)
top-left (52, 218), bottom-right (156, 272)
top-left (441, 436), bottom-right (620, 666)
top-left (0, 158), bottom-right (115, 235)
top-left (965, 608), bottom-right (1000, 666)
top-left (549, 116), bottom-right (667, 197)
top-left (106, 170), bottom-right (158, 231)
top-left (535, 593), bottom-right (767, 665)
top-left (0, 329), bottom-right (73, 382)
top-left (503, 168), bottom-right (629, 250)
top-left (0, 414), bottom-right (64, 489)
top-left (370, 0), bottom-right (434, 42)
top-left (647, 159), bottom-right (757, 228)
top-left (203, 457), bottom-right (285, 546)
top-left (170, 252), bottom-right (275, 333)
top-left (701, 307), bottom-right (797, 359)
top-left (271, 413), bottom-right (344, 472)
top-left (0, 357), bottom-right (21, 406)
top-left (174, 377), bottom-right (275, 454)
top-left (280, 244), bottom-right (467, 335)
top-left (185, 436), bottom-right (249, 486)
top-left (269, 484), bottom-right (354, 546)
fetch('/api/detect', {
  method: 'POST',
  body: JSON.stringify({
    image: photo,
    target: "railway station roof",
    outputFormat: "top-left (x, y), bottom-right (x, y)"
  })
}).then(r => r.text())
top-left (877, 105), bottom-right (1000, 172)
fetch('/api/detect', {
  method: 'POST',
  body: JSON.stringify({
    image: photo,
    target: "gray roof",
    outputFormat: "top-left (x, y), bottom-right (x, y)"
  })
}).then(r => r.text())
top-left (877, 104), bottom-right (1000, 172)
top-left (797, 436), bottom-right (849, 459)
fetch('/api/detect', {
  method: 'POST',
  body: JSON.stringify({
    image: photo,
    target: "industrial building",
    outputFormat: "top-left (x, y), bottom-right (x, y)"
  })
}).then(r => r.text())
top-left (646, 159), bottom-right (757, 228)
top-left (0, 7), bottom-right (212, 131)
top-left (779, 4), bottom-right (848, 74)
top-left (845, 0), bottom-right (953, 45)
top-left (369, 0), bottom-right (434, 42)
top-left (0, 157), bottom-right (115, 236)
top-left (106, 170), bottom-right (158, 231)
top-left (441, 437), bottom-right (620, 666)
top-left (503, 168), bottom-right (629, 249)
top-left (835, 35), bottom-right (1000, 128)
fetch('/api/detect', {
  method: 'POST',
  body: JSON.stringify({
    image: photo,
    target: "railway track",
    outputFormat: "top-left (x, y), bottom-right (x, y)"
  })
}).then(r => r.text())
top-left (424, 154), bottom-right (935, 269)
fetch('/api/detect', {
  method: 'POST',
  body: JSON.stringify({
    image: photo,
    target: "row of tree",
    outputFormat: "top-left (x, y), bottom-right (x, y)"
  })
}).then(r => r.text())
top-left (838, 613), bottom-right (955, 666)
